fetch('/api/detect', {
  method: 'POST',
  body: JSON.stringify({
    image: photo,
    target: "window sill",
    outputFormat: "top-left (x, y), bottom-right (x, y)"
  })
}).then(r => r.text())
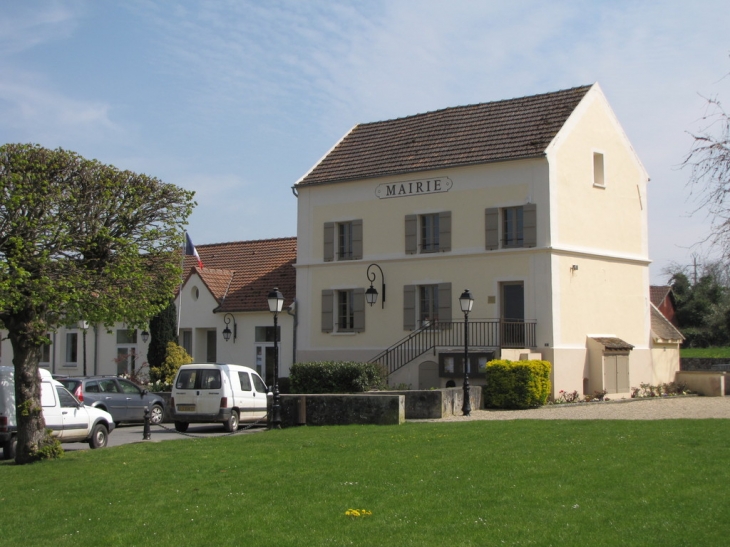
top-left (63, 363), bottom-right (78, 367)
top-left (331, 331), bottom-right (357, 336)
top-left (593, 183), bottom-right (606, 189)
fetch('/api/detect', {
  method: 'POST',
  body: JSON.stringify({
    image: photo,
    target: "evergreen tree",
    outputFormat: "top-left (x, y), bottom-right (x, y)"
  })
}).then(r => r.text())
top-left (147, 300), bottom-right (177, 371)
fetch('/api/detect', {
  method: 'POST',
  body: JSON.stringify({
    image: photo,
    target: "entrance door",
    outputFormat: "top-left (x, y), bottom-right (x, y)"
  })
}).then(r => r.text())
top-left (501, 283), bottom-right (525, 346)
top-left (206, 330), bottom-right (217, 363)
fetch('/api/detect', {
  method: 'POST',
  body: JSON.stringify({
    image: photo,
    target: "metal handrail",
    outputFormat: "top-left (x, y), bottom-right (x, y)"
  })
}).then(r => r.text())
top-left (369, 320), bottom-right (536, 376)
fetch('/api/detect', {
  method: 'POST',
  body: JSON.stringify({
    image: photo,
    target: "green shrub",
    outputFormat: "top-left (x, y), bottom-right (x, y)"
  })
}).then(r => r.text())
top-left (290, 361), bottom-right (386, 394)
top-left (484, 359), bottom-right (552, 409)
top-left (149, 342), bottom-right (192, 390)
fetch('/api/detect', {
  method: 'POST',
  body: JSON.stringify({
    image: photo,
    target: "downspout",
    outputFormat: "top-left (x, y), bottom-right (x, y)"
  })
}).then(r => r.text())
top-left (93, 324), bottom-right (99, 375)
top-left (51, 332), bottom-right (57, 375)
top-left (287, 300), bottom-right (298, 366)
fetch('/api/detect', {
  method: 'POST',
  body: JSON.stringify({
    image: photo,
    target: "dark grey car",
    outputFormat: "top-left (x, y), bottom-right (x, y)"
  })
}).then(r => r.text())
top-left (57, 376), bottom-right (165, 426)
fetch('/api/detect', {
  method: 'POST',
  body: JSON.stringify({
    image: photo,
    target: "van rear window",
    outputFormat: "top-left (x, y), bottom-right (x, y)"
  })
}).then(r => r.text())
top-left (176, 369), bottom-right (222, 390)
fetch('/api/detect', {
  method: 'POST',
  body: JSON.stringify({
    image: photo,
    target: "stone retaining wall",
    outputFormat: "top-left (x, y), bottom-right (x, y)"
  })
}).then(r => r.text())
top-left (681, 358), bottom-right (730, 371)
top-left (277, 393), bottom-right (405, 427)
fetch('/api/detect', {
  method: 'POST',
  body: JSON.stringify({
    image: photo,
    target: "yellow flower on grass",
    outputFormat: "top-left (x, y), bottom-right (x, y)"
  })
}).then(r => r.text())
top-left (345, 508), bottom-right (372, 517)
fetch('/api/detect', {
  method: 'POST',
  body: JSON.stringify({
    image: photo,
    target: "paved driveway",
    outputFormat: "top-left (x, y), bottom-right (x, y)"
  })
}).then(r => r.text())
top-left (62, 422), bottom-right (267, 452)
top-left (428, 395), bottom-right (730, 422)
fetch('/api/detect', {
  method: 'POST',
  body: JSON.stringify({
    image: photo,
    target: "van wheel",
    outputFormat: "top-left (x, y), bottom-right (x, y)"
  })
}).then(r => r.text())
top-left (224, 410), bottom-right (239, 432)
top-left (2, 437), bottom-right (16, 460)
top-left (89, 424), bottom-right (108, 449)
top-left (174, 421), bottom-right (189, 432)
top-left (149, 405), bottom-right (164, 425)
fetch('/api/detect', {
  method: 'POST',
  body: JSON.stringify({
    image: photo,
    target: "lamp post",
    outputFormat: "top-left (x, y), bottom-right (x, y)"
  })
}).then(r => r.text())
top-left (365, 263), bottom-right (385, 308)
top-left (267, 288), bottom-right (284, 429)
top-left (459, 289), bottom-right (474, 416)
top-left (221, 313), bottom-right (237, 343)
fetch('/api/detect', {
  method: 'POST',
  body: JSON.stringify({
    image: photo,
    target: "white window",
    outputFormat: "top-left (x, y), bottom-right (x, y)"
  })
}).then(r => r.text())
top-left (593, 152), bottom-right (605, 187)
top-left (65, 332), bottom-right (78, 366)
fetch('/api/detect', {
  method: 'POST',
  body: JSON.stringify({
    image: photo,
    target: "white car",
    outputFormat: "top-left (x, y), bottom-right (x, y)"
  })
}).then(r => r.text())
top-left (1, 367), bottom-right (115, 459)
top-left (171, 364), bottom-right (268, 432)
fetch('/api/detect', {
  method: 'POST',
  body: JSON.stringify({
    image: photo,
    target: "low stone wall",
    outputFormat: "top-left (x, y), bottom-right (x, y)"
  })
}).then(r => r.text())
top-left (681, 358), bottom-right (730, 371)
top-left (277, 393), bottom-right (405, 427)
top-left (675, 371), bottom-right (727, 396)
top-left (382, 387), bottom-right (483, 419)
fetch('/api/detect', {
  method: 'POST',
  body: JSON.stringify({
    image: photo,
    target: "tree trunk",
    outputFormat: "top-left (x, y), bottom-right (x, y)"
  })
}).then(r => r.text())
top-left (7, 320), bottom-right (47, 465)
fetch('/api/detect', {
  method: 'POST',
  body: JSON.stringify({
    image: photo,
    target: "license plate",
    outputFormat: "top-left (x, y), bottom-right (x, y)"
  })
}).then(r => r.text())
top-left (177, 404), bottom-right (195, 411)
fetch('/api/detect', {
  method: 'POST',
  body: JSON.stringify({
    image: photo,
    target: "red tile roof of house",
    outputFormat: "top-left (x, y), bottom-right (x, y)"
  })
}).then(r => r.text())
top-left (297, 85), bottom-right (593, 187)
top-left (181, 237), bottom-right (297, 313)
top-left (649, 285), bottom-right (672, 307)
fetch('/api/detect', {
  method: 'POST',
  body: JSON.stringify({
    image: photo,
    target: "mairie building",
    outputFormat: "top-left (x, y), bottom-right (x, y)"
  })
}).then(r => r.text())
top-left (293, 83), bottom-right (682, 397)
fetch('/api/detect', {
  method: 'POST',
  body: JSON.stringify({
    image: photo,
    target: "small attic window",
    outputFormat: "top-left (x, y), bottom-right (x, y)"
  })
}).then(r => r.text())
top-left (593, 152), bottom-right (605, 188)
top-left (191, 286), bottom-right (199, 301)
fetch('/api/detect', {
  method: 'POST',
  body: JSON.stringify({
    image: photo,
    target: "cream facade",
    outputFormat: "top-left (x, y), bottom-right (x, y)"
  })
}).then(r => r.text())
top-left (295, 84), bottom-right (677, 398)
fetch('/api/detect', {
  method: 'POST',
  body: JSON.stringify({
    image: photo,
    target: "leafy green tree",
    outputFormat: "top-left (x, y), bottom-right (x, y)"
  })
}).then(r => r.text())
top-left (147, 300), bottom-right (178, 373)
top-left (670, 268), bottom-right (730, 347)
top-left (0, 143), bottom-right (195, 464)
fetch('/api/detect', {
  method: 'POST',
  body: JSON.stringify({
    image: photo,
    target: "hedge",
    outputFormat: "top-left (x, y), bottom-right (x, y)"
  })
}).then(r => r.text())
top-left (289, 361), bottom-right (386, 394)
top-left (484, 359), bottom-right (552, 409)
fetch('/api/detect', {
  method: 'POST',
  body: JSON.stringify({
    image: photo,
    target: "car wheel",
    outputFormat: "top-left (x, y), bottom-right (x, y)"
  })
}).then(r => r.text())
top-left (2, 437), bottom-right (16, 460)
top-left (224, 410), bottom-right (239, 432)
top-left (149, 405), bottom-right (163, 425)
top-left (89, 424), bottom-right (108, 449)
top-left (174, 421), bottom-right (189, 432)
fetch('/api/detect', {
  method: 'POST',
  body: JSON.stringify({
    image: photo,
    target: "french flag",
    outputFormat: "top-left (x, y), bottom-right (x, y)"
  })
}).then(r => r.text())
top-left (185, 232), bottom-right (203, 268)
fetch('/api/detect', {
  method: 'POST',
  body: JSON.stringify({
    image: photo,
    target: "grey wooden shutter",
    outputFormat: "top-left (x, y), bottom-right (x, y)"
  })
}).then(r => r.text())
top-left (405, 215), bottom-right (418, 254)
top-left (403, 285), bottom-right (416, 330)
top-left (438, 211), bottom-right (451, 252)
top-left (323, 222), bottom-right (335, 262)
top-left (352, 219), bottom-right (363, 260)
top-left (321, 290), bottom-right (334, 333)
top-left (353, 288), bottom-right (365, 332)
top-left (485, 208), bottom-right (499, 250)
top-left (617, 355), bottom-right (630, 393)
top-left (438, 283), bottom-right (452, 323)
top-left (523, 204), bottom-right (536, 248)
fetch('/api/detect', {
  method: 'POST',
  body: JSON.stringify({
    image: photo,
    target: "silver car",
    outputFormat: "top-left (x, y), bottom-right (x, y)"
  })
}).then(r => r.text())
top-left (57, 376), bottom-right (165, 426)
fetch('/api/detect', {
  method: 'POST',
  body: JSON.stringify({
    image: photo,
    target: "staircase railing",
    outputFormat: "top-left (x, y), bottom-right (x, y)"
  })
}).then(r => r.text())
top-left (369, 320), bottom-right (536, 376)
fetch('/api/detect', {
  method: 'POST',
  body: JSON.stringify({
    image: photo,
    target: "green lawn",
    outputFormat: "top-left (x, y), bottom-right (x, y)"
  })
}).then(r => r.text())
top-left (680, 346), bottom-right (730, 358)
top-left (2, 420), bottom-right (729, 546)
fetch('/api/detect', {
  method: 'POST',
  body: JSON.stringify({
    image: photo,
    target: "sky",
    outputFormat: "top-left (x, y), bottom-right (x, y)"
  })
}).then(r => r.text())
top-left (1, 1), bottom-right (729, 285)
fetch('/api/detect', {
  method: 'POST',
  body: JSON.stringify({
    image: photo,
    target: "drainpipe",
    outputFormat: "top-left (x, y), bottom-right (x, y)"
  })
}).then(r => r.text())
top-left (51, 332), bottom-right (57, 375)
top-left (287, 300), bottom-right (298, 366)
top-left (93, 324), bottom-right (99, 375)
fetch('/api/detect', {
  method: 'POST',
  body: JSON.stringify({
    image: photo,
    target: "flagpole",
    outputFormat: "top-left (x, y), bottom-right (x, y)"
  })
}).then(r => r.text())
top-left (176, 231), bottom-right (185, 338)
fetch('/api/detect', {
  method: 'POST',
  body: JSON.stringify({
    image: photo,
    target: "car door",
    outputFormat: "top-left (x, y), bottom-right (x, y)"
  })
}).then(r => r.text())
top-left (251, 373), bottom-right (268, 418)
top-left (98, 378), bottom-right (128, 422)
top-left (236, 371), bottom-right (255, 419)
top-left (197, 368), bottom-right (223, 416)
top-left (118, 378), bottom-right (147, 421)
top-left (40, 379), bottom-right (63, 438)
top-left (55, 386), bottom-right (90, 441)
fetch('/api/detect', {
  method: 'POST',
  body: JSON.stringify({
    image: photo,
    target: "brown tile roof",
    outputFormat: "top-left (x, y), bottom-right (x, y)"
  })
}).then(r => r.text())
top-left (649, 285), bottom-right (672, 307)
top-left (650, 304), bottom-right (684, 342)
top-left (591, 337), bottom-right (635, 351)
top-left (181, 237), bottom-right (297, 313)
top-left (297, 85), bottom-right (593, 186)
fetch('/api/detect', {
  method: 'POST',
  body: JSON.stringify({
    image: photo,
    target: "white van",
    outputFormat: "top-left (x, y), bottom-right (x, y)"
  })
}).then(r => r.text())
top-left (0, 366), bottom-right (115, 459)
top-left (171, 364), bottom-right (268, 432)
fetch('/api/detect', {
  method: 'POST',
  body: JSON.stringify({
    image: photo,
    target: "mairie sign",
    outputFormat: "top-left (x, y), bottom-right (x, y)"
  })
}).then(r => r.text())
top-left (375, 177), bottom-right (453, 199)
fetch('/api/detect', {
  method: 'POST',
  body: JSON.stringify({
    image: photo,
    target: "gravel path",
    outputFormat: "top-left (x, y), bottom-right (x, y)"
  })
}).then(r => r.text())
top-left (424, 396), bottom-right (730, 422)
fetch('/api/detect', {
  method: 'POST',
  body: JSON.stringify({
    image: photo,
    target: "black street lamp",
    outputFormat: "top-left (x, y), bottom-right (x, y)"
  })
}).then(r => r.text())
top-left (141, 330), bottom-right (150, 344)
top-left (459, 289), bottom-right (474, 416)
top-left (221, 313), bottom-right (237, 343)
top-left (267, 287), bottom-right (284, 429)
top-left (365, 263), bottom-right (385, 308)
